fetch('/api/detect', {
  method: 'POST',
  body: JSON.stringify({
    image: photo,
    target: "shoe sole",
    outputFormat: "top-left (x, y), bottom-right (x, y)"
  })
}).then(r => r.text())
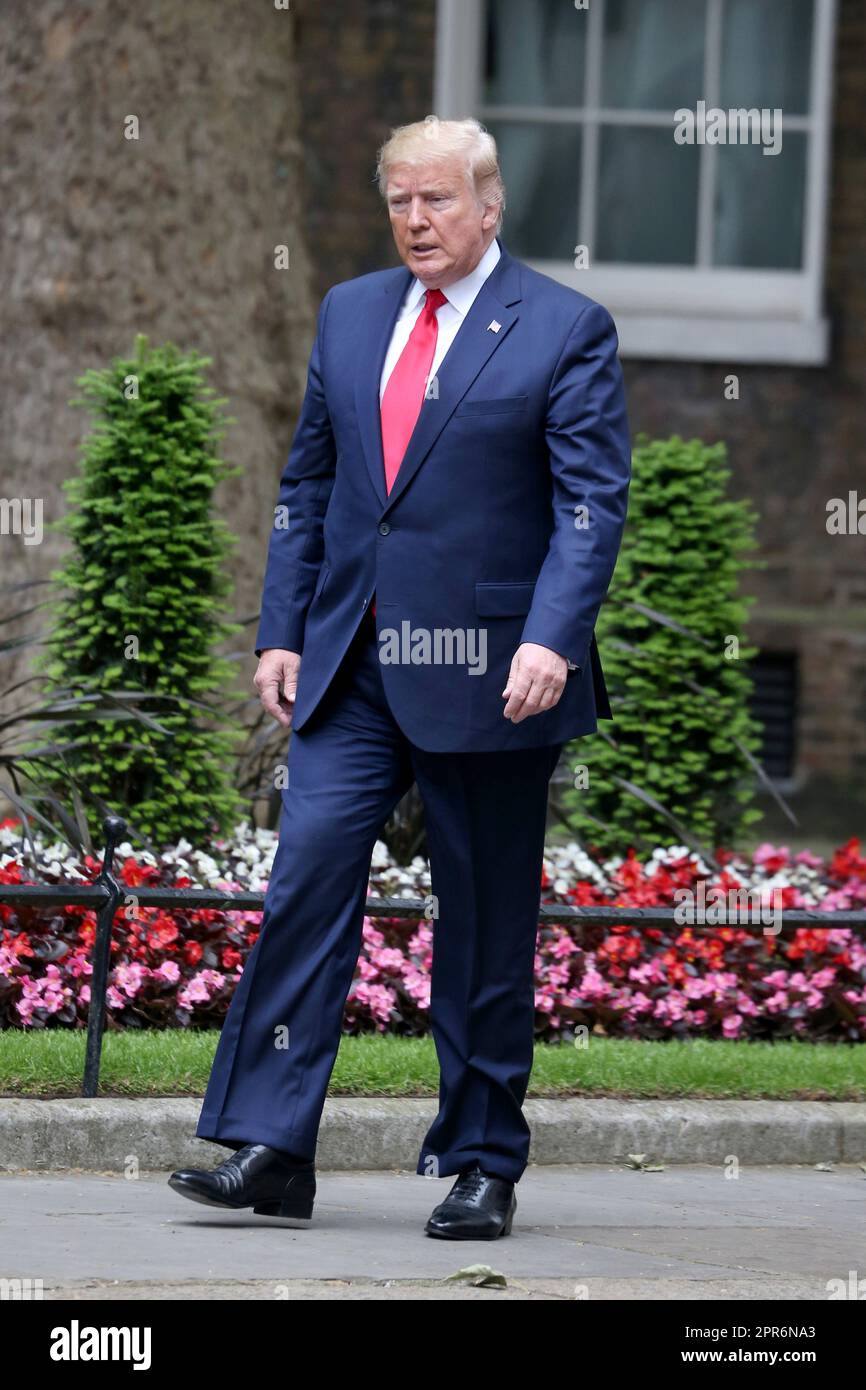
top-left (167, 1175), bottom-right (314, 1226)
top-left (424, 1225), bottom-right (512, 1239)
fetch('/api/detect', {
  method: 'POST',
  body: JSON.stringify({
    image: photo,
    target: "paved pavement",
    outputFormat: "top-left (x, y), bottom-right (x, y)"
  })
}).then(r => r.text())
top-left (2, 1163), bottom-right (864, 1300)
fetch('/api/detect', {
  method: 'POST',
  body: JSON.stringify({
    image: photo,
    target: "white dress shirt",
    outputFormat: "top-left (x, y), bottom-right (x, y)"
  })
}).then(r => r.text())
top-left (379, 238), bottom-right (502, 400)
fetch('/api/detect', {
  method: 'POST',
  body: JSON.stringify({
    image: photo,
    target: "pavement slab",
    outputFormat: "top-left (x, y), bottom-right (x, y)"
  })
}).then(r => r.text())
top-left (1, 1163), bottom-right (863, 1301)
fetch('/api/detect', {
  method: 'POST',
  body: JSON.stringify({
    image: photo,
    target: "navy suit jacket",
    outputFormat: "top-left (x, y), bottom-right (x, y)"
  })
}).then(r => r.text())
top-left (255, 237), bottom-right (631, 753)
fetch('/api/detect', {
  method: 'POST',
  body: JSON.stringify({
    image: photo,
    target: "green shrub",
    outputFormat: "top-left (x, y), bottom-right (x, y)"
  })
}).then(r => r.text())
top-left (560, 435), bottom-right (765, 858)
top-left (40, 335), bottom-right (243, 845)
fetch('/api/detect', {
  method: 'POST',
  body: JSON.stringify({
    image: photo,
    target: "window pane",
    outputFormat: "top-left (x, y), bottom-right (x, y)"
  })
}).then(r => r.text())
top-left (486, 120), bottom-right (581, 260)
top-left (597, 125), bottom-right (700, 264)
top-left (602, 0), bottom-right (706, 110)
top-left (484, 0), bottom-right (586, 107)
top-left (720, 0), bottom-right (814, 114)
top-left (713, 133), bottom-right (808, 268)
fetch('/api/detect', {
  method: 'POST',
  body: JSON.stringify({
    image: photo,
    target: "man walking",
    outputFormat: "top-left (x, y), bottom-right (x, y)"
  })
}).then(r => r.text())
top-left (170, 116), bottom-right (630, 1239)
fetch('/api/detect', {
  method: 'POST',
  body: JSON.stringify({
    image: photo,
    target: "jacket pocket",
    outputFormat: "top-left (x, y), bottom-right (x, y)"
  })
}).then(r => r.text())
top-left (475, 580), bottom-right (536, 616)
top-left (454, 395), bottom-right (528, 416)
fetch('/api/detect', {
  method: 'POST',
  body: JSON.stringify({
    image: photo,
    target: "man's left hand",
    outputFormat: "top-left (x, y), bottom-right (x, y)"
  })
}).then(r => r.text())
top-left (501, 642), bottom-right (568, 722)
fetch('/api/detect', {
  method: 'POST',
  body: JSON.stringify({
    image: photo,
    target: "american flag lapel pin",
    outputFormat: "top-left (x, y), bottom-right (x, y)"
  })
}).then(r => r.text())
top-left (487, 319), bottom-right (501, 333)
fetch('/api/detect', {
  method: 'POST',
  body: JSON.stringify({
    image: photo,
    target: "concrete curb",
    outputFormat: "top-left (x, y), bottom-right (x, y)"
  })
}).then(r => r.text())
top-left (2, 1097), bottom-right (866, 1171)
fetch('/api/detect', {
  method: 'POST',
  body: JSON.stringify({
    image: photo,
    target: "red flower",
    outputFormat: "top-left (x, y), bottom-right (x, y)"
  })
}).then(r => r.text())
top-left (4, 930), bottom-right (34, 959)
top-left (829, 838), bottom-right (866, 883)
top-left (786, 929), bottom-right (832, 960)
top-left (147, 915), bottom-right (180, 950)
top-left (120, 857), bottom-right (160, 888)
top-left (183, 940), bottom-right (203, 966)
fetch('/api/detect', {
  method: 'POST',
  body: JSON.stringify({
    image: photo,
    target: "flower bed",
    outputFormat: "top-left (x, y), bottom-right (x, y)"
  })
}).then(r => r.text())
top-left (1, 820), bottom-right (865, 1040)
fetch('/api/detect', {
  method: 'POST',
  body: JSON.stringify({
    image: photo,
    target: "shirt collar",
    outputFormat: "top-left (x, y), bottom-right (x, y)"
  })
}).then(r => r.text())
top-left (404, 237), bottom-right (502, 316)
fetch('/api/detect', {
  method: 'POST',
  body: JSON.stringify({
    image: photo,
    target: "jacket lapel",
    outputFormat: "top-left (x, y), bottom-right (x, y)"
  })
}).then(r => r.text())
top-left (354, 264), bottom-right (413, 510)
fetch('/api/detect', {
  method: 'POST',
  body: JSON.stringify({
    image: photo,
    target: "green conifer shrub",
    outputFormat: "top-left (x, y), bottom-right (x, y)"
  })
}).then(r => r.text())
top-left (41, 335), bottom-right (243, 845)
top-left (559, 435), bottom-right (765, 858)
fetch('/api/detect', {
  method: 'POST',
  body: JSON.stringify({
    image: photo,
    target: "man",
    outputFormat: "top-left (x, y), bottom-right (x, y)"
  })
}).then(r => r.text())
top-left (170, 116), bottom-right (630, 1239)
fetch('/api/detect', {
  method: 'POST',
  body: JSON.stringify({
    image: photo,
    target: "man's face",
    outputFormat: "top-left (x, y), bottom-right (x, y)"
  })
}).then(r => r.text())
top-left (385, 156), bottom-right (498, 288)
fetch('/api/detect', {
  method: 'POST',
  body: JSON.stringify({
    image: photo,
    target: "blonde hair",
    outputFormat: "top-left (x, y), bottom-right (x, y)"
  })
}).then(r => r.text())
top-left (376, 116), bottom-right (506, 234)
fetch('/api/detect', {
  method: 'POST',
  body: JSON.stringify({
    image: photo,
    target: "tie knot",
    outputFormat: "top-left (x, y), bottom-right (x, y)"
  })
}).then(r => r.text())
top-left (424, 288), bottom-right (447, 314)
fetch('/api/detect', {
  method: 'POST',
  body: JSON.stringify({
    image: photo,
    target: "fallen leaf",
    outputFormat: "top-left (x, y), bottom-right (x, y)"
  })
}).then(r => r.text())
top-left (443, 1264), bottom-right (507, 1288)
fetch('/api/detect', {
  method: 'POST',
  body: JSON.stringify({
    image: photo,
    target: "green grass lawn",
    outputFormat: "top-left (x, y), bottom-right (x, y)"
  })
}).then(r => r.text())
top-left (1, 1031), bottom-right (864, 1101)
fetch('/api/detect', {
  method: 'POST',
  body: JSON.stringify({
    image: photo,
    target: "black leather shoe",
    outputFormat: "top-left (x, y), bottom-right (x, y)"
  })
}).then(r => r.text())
top-left (424, 1161), bottom-right (516, 1239)
top-left (168, 1144), bottom-right (315, 1224)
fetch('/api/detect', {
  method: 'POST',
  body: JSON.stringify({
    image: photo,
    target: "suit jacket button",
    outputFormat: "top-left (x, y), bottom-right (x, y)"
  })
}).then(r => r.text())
top-left (378, 522), bottom-right (391, 536)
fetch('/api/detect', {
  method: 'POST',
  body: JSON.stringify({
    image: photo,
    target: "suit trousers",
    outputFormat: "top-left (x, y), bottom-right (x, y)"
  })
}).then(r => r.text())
top-left (196, 610), bottom-right (564, 1184)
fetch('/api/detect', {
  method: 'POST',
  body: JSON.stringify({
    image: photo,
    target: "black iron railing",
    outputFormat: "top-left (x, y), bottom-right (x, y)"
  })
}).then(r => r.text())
top-left (1, 815), bottom-right (864, 1097)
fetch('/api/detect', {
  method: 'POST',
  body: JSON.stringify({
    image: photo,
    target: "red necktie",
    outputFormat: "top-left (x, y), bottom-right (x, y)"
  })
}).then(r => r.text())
top-left (372, 287), bottom-right (447, 617)
top-left (380, 287), bottom-right (447, 494)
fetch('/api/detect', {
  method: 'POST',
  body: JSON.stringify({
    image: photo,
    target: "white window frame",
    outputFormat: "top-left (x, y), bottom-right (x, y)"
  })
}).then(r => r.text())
top-left (435, 0), bottom-right (836, 365)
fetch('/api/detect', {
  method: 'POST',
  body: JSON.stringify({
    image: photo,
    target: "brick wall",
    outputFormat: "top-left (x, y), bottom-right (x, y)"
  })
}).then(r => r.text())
top-left (293, 0), bottom-right (436, 298)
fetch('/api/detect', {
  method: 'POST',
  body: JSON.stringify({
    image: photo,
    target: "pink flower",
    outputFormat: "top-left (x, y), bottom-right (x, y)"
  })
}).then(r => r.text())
top-left (350, 981), bottom-right (397, 1026)
top-left (15, 965), bottom-right (73, 1023)
top-left (811, 967), bottom-right (836, 988)
top-left (753, 843), bottom-right (790, 871)
top-left (549, 934), bottom-right (580, 959)
top-left (113, 962), bottom-right (150, 998)
top-left (361, 918), bottom-right (385, 949)
top-left (0, 945), bottom-right (20, 979)
top-left (654, 994), bottom-right (687, 1024)
top-left (401, 968), bottom-right (430, 1009)
top-left (177, 969), bottom-right (226, 1007)
top-left (65, 952), bottom-right (92, 979)
top-left (407, 924), bottom-right (433, 956)
top-left (544, 963), bottom-right (571, 988)
top-left (370, 947), bottom-right (406, 973)
top-left (629, 991), bottom-right (653, 1015)
top-left (629, 960), bottom-right (667, 986)
top-left (794, 850), bottom-right (823, 868)
top-left (764, 970), bottom-right (789, 988)
top-left (684, 978), bottom-right (714, 1000)
top-left (579, 966), bottom-right (612, 1001)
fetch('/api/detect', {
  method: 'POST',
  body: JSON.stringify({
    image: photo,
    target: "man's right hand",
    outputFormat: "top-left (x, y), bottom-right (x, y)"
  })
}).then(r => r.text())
top-left (254, 648), bottom-right (302, 728)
